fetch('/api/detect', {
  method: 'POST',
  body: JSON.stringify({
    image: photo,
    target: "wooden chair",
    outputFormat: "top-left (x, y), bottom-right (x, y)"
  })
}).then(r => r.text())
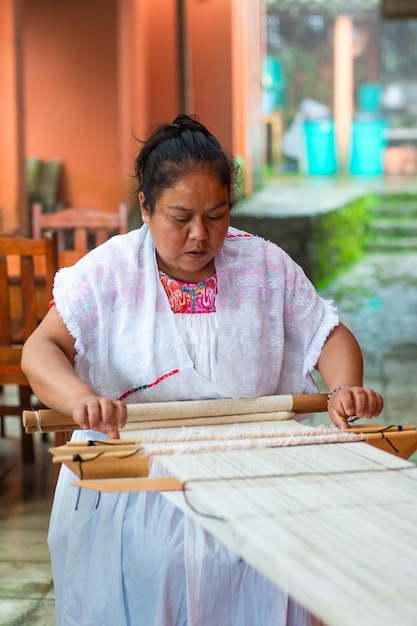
top-left (0, 231), bottom-right (59, 462)
top-left (32, 202), bottom-right (128, 266)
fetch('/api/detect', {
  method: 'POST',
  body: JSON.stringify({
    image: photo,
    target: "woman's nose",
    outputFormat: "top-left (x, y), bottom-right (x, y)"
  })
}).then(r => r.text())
top-left (189, 218), bottom-right (208, 240)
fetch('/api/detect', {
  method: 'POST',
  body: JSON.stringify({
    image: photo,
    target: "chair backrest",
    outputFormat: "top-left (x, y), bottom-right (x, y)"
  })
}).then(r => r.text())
top-left (0, 231), bottom-right (59, 383)
top-left (32, 202), bottom-right (128, 265)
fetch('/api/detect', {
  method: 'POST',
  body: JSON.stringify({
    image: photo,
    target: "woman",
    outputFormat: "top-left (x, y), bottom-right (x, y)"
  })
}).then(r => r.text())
top-left (22, 114), bottom-right (383, 626)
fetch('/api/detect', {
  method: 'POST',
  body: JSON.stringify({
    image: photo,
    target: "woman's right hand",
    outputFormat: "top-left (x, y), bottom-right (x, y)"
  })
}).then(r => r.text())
top-left (73, 396), bottom-right (128, 439)
top-left (22, 308), bottom-right (127, 439)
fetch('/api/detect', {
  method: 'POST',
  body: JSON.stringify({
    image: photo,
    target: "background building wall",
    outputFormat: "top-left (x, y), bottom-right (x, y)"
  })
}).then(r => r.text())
top-left (0, 0), bottom-right (25, 232)
top-left (1, 0), bottom-right (264, 233)
top-left (23, 0), bottom-right (120, 211)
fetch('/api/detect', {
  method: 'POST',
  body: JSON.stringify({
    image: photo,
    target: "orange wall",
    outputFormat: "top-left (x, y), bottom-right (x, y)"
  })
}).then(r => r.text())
top-left (187, 0), bottom-right (263, 194)
top-left (231, 0), bottom-right (263, 194)
top-left (0, 0), bottom-right (26, 232)
top-left (4, 0), bottom-right (262, 232)
top-left (23, 0), bottom-right (120, 210)
top-left (146, 0), bottom-right (179, 127)
top-left (117, 0), bottom-right (179, 217)
top-left (188, 0), bottom-right (233, 151)
top-left (118, 0), bottom-right (149, 203)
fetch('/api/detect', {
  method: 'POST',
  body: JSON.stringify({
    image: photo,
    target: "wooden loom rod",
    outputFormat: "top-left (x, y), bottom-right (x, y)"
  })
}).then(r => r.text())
top-left (49, 424), bottom-right (416, 455)
top-left (23, 393), bottom-right (329, 434)
top-left (25, 412), bottom-right (296, 434)
top-left (51, 429), bottom-right (417, 460)
top-left (49, 429), bottom-right (417, 482)
top-left (69, 429), bottom-right (417, 493)
top-left (74, 477), bottom-right (184, 492)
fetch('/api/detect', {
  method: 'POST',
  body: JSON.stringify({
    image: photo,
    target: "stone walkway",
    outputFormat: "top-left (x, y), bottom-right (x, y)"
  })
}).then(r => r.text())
top-left (235, 174), bottom-right (417, 217)
top-left (316, 251), bottom-right (417, 427)
top-left (236, 175), bottom-right (417, 428)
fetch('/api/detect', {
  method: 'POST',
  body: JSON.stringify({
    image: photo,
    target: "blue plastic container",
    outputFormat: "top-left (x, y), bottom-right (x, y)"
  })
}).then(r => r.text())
top-left (261, 56), bottom-right (286, 113)
top-left (350, 117), bottom-right (387, 176)
top-left (304, 119), bottom-right (338, 176)
top-left (357, 83), bottom-right (381, 113)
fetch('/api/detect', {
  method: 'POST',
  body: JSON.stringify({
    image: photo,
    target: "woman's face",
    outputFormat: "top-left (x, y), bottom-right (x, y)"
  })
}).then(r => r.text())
top-left (140, 170), bottom-right (230, 282)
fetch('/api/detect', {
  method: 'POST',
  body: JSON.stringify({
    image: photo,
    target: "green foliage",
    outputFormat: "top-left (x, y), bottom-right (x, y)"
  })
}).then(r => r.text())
top-left (26, 157), bottom-right (62, 214)
top-left (234, 156), bottom-right (245, 205)
top-left (310, 193), bottom-right (379, 289)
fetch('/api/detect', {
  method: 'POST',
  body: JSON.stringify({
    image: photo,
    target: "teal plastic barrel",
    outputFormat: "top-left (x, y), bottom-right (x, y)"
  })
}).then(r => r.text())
top-left (304, 119), bottom-right (338, 176)
top-left (350, 118), bottom-right (387, 176)
top-left (358, 83), bottom-right (381, 113)
top-left (261, 56), bottom-right (286, 112)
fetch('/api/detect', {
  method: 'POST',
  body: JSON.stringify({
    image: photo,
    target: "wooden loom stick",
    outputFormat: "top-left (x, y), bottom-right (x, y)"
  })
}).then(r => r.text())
top-left (55, 423), bottom-right (417, 446)
top-left (51, 425), bottom-right (417, 452)
top-left (73, 477), bottom-right (184, 492)
top-left (50, 423), bottom-right (362, 483)
top-left (54, 449), bottom-right (150, 479)
top-left (348, 423), bottom-right (416, 433)
top-left (51, 431), bottom-right (364, 480)
top-left (49, 424), bottom-right (417, 487)
top-left (22, 393), bottom-right (329, 433)
top-left (24, 412), bottom-right (295, 434)
top-left (71, 428), bottom-right (417, 493)
top-left (121, 412), bottom-right (295, 431)
top-left (366, 429), bottom-right (417, 459)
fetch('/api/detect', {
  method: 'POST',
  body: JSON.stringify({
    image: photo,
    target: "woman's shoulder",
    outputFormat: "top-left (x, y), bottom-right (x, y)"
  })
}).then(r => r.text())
top-left (222, 226), bottom-right (312, 291)
top-left (53, 226), bottom-right (151, 307)
top-left (225, 226), bottom-right (290, 263)
top-left (57, 226), bottom-right (147, 276)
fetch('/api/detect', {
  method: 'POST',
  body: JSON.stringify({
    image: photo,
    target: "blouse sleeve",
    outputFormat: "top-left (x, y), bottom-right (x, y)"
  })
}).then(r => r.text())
top-left (282, 252), bottom-right (339, 380)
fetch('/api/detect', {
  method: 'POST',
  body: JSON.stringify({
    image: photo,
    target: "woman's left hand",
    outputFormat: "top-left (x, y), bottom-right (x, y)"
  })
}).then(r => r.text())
top-left (327, 385), bottom-right (384, 429)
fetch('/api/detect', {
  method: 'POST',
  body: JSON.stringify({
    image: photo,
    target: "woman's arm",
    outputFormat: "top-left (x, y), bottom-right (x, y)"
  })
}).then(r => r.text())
top-left (21, 307), bottom-right (127, 438)
top-left (316, 322), bottom-right (384, 428)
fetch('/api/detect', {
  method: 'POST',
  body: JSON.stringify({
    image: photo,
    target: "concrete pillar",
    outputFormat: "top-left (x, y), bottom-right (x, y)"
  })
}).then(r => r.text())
top-left (0, 0), bottom-right (26, 233)
top-left (231, 0), bottom-right (263, 195)
top-left (117, 0), bottom-right (149, 201)
top-left (333, 14), bottom-right (354, 174)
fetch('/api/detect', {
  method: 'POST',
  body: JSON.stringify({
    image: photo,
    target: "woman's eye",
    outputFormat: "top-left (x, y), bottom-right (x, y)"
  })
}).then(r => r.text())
top-left (207, 214), bottom-right (222, 221)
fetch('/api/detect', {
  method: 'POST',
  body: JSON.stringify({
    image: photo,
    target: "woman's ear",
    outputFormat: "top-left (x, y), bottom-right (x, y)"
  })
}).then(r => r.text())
top-left (138, 192), bottom-right (150, 223)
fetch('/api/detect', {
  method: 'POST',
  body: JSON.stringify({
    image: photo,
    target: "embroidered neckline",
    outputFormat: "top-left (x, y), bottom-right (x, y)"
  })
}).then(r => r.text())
top-left (158, 271), bottom-right (217, 313)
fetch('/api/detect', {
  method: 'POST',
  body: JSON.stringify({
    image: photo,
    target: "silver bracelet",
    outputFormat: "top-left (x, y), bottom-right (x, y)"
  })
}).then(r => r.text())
top-left (327, 385), bottom-right (349, 402)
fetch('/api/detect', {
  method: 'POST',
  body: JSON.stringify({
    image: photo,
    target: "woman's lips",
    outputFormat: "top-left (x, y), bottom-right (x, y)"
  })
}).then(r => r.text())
top-left (186, 250), bottom-right (207, 257)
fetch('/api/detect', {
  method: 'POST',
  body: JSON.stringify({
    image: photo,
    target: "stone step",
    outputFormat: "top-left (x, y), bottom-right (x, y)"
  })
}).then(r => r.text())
top-left (371, 218), bottom-right (417, 238)
top-left (372, 201), bottom-right (417, 219)
top-left (365, 236), bottom-right (417, 252)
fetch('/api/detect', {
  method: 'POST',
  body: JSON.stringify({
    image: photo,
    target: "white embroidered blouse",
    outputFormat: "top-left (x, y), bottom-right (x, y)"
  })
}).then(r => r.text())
top-left (53, 225), bottom-right (338, 406)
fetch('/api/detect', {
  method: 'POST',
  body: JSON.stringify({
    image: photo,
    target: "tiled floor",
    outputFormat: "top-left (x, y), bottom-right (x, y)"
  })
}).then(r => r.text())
top-left (0, 405), bottom-right (56, 626)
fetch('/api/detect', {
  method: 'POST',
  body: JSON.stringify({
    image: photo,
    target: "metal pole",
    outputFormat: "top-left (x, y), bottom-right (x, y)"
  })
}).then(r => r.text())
top-left (176, 0), bottom-right (192, 114)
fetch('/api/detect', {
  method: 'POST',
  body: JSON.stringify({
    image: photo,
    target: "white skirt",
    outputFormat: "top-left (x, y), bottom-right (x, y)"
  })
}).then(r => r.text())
top-left (48, 315), bottom-right (324, 625)
top-left (49, 441), bottom-right (323, 626)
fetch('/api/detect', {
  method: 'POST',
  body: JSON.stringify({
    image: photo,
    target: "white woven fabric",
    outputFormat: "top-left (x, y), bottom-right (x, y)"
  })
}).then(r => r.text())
top-left (53, 225), bottom-right (338, 402)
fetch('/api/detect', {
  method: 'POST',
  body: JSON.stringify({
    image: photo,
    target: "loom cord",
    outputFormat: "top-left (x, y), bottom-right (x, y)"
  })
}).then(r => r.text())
top-left (74, 424), bottom-right (406, 447)
top-left (85, 439), bottom-right (137, 446)
top-left (65, 425), bottom-right (410, 484)
top-left (67, 424), bottom-right (409, 516)
top-left (68, 426), bottom-right (401, 459)
top-left (34, 410), bottom-right (43, 435)
top-left (73, 450), bottom-right (141, 510)
top-left (72, 449), bottom-right (142, 481)
top-left (180, 463), bottom-right (417, 522)
top-left (380, 431), bottom-right (399, 454)
top-left (74, 484), bottom-right (100, 511)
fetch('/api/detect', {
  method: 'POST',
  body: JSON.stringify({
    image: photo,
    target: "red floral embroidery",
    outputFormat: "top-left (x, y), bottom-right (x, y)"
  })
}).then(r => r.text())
top-left (159, 272), bottom-right (217, 314)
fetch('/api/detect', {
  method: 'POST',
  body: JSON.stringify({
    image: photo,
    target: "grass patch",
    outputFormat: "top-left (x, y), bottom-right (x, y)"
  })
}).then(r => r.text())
top-left (310, 193), bottom-right (380, 289)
